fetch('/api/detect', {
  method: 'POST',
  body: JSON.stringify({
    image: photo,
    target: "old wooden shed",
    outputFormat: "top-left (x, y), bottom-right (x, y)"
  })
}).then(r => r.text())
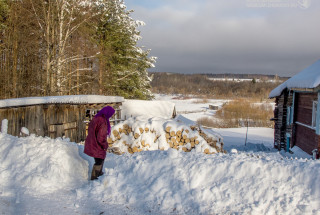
top-left (269, 60), bottom-right (320, 155)
top-left (0, 95), bottom-right (124, 143)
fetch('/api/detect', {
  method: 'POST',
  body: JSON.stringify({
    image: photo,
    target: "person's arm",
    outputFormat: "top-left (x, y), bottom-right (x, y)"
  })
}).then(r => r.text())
top-left (97, 123), bottom-right (109, 150)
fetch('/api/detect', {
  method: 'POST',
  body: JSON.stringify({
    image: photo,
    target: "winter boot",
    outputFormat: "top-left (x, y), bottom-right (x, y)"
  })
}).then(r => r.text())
top-left (90, 164), bottom-right (102, 180)
top-left (99, 163), bottom-right (104, 177)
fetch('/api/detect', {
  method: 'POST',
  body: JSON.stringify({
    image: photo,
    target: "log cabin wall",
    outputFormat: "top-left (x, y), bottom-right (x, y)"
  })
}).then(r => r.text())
top-left (273, 97), bottom-right (281, 148)
top-left (273, 90), bottom-right (292, 150)
top-left (0, 103), bottom-right (122, 143)
top-left (274, 91), bottom-right (288, 150)
top-left (293, 92), bottom-right (319, 154)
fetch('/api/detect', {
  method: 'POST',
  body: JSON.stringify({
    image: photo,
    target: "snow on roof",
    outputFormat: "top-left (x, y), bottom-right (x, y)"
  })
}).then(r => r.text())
top-left (269, 59), bottom-right (320, 98)
top-left (0, 95), bottom-right (124, 108)
top-left (122, 100), bottom-right (175, 119)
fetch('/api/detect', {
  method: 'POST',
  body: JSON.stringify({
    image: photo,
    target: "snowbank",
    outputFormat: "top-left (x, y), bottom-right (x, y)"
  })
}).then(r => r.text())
top-left (0, 133), bottom-right (88, 194)
top-left (78, 150), bottom-right (320, 215)
top-left (0, 132), bottom-right (320, 214)
top-left (269, 59), bottom-right (320, 98)
top-left (122, 99), bottom-right (175, 119)
top-left (0, 95), bottom-right (124, 108)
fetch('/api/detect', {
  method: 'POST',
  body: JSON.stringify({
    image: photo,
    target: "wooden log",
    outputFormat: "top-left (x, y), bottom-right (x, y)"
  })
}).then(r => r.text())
top-left (154, 135), bottom-right (160, 143)
top-left (133, 147), bottom-right (138, 153)
top-left (183, 134), bottom-right (187, 139)
top-left (139, 128), bottom-right (144, 134)
top-left (134, 133), bottom-right (140, 139)
top-left (179, 142), bottom-right (184, 146)
top-left (165, 133), bottom-right (170, 139)
top-left (182, 147), bottom-right (187, 152)
top-left (128, 147), bottom-right (133, 154)
top-left (190, 126), bottom-right (197, 131)
top-left (165, 126), bottom-right (171, 133)
top-left (185, 129), bottom-right (189, 134)
top-left (185, 138), bottom-right (190, 143)
top-left (176, 130), bottom-right (182, 137)
top-left (190, 137), bottom-right (195, 142)
top-left (141, 140), bottom-right (145, 147)
top-left (195, 140), bottom-right (199, 145)
top-left (168, 142), bottom-right (173, 148)
top-left (145, 127), bottom-right (149, 133)
top-left (204, 149), bottom-right (210, 154)
top-left (191, 142), bottom-right (195, 148)
top-left (113, 130), bottom-right (119, 137)
top-left (170, 131), bottom-right (175, 137)
top-left (107, 137), bottom-right (113, 144)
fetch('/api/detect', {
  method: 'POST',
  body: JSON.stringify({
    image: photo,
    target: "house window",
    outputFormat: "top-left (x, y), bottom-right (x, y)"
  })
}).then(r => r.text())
top-left (312, 101), bottom-right (318, 128)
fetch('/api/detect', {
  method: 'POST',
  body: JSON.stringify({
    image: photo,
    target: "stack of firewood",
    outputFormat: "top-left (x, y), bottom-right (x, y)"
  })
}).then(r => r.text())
top-left (107, 119), bottom-right (225, 155)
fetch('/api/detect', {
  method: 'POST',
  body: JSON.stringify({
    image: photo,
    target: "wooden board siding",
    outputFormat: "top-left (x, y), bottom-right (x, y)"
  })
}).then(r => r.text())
top-left (294, 92), bottom-right (318, 126)
top-left (293, 92), bottom-right (319, 154)
top-left (0, 103), bottom-right (121, 143)
top-left (294, 123), bottom-right (319, 155)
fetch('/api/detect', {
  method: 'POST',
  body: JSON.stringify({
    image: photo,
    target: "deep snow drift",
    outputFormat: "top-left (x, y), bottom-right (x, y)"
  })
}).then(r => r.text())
top-left (1, 132), bottom-right (320, 214)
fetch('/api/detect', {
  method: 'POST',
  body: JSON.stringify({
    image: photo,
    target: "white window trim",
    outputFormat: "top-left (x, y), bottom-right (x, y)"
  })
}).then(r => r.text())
top-left (296, 121), bottom-right (315, 130)
top-left (312, 101), bottom-right (318, 128)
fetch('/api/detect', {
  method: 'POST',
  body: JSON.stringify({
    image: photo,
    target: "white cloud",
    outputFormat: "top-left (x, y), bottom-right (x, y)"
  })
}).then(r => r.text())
top-left (128, 0), bottom-right (320, 76)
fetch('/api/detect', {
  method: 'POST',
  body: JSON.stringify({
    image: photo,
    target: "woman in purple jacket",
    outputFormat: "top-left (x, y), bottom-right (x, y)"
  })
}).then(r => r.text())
top-left (84, 106), bottom-right (115, 180)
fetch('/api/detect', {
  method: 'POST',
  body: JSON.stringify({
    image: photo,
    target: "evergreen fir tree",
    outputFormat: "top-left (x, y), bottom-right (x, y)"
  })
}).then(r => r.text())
top-left (94, 0), bottom-right (155, 99)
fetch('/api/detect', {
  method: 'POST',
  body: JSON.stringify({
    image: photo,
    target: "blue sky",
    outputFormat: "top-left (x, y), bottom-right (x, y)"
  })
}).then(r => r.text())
top-left (125, 0), bottom-right (320, 77)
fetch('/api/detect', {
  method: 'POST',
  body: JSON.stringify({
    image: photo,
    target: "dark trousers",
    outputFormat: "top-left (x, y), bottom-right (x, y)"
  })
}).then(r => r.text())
top-left (94, 158), bottom-right (104, 165)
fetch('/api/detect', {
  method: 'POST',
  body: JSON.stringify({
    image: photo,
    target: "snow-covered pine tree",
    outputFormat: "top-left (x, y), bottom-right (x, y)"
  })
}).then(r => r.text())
top-left (94, 0), bottom-right (156, 100)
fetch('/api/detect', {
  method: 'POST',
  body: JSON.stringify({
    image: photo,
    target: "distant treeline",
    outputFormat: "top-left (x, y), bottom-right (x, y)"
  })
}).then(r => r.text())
top-left (205, 73), bottom-right (288, 81)
top-left (150, 72), bottom-right (284, 99)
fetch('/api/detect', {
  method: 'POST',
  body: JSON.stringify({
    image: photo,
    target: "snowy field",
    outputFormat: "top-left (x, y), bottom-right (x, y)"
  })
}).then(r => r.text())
top-left (1, 94), bottom-right (319, 215)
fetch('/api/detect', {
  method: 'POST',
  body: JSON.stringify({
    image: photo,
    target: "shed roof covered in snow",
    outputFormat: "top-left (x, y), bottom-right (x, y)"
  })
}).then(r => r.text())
top-left (0, 95), bottom-right (124, 108)
top-left (269, 59), bottom-right (320, 98)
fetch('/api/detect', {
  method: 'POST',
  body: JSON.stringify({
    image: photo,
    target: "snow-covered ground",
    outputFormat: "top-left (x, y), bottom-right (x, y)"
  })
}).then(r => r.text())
top-left (0, 94), bottom-right (318, 215)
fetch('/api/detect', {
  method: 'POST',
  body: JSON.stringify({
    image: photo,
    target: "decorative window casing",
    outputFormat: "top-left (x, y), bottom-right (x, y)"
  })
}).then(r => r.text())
top-left (287, 106), bottom-right (293, 125)
top-left (312, 101), bottom-right (318, 128)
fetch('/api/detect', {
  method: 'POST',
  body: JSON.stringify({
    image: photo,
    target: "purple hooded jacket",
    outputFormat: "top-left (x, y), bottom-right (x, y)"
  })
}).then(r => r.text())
top-left (84, 106), bottom-right (115, 159)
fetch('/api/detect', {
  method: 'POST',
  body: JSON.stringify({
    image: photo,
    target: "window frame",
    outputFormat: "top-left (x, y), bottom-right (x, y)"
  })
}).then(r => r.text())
top-left (312, 100), bottom-right (318, 128)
